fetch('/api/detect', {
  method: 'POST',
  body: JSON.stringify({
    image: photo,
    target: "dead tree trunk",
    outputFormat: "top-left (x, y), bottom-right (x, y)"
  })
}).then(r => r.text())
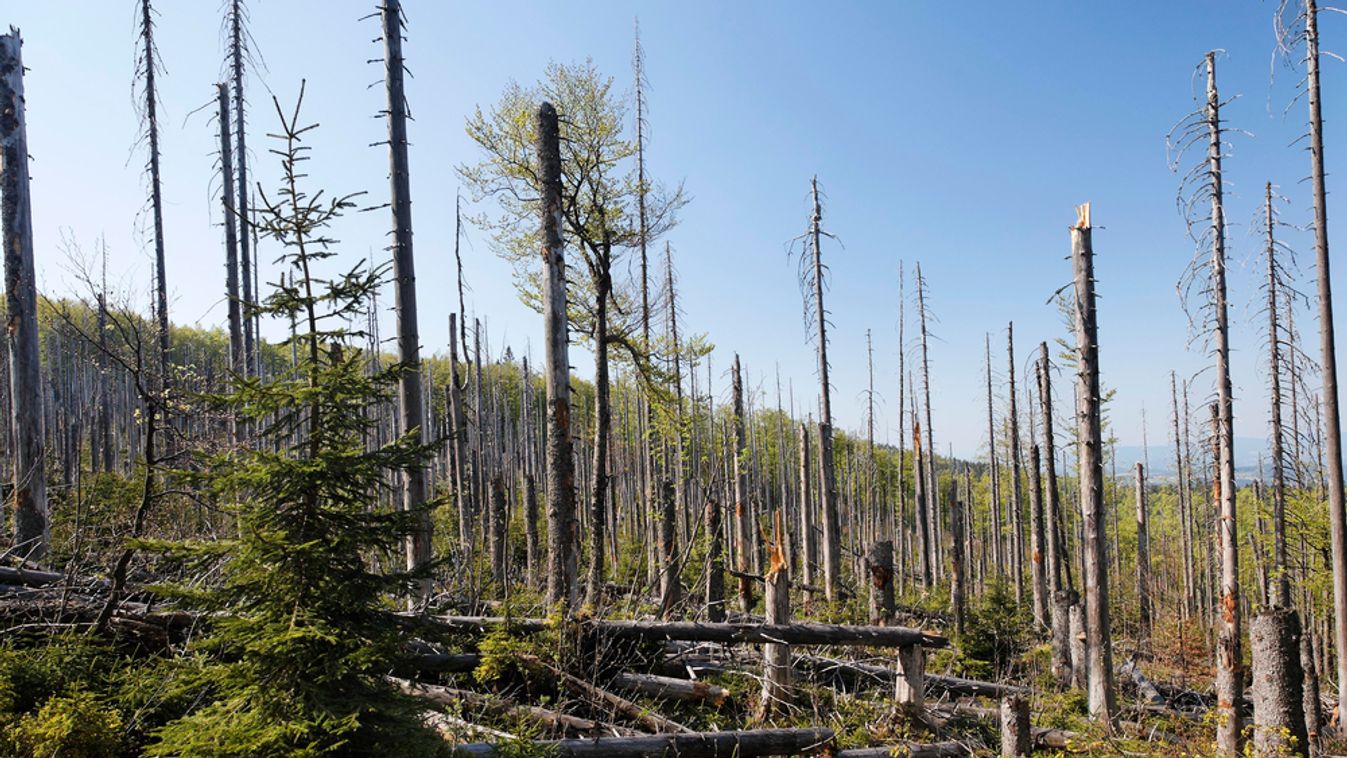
top-left (866, 540), bottom-right (895, 625)
top-left (760, 531), bottom-right (792, 716)
top-left (228, 0), bottom-right (254, 379)
top-left (732, 354), bottom-right (754, 614)
top-left (1029, 444), bottom-right (1048, 628)
top-left (216, 84), bottom-right (243, 443)
top-left (1301, 628), bottom-right (1323, 755)
top-left (1301, 1), bottom-right (1347, 720)
top-left (489, 474), bottom-right (507, 591)
top-left (916, 264), bottom-right (938, 585)
top-left (0, 29), bottom-right (47, 560)
top-left (1000, 695), bottom-right (1031, 757)
top-left (380, 0), bottom-right (431, 595)
top-left (1038, 344), bottom-right (1063, 597)
top-left (584, 263), bottom-right (612, 608)
top-left (1173, 371), bottom-right (1196, 618)
top-left (809, 177), bottom-right (841, 602)
top-left (1070, 202), bottom-right (1116, 724)
top-left (1250, 608), bottom-right (1309, 757)
top-left (1201, 54), bottom-right (1242, 753)
top-left (138, 0), bottom-right (170, 372)
top-left (1050, 589), bottom-right (1076, 689)
top-left (538, 102), bottom-right (577, 611)
top-left (1135, 462), bottom-right (1152, 640)
top-left (1007, 322), bottom-right (1026, 605)
top-left (950, 494), bottom-right (966, 637)
top-left (658, 478), bottom-right (680, 619)
top-left (798, 422), bottom-right (814, 604)
top-left (1265, 182), bottom-right (1292, 609)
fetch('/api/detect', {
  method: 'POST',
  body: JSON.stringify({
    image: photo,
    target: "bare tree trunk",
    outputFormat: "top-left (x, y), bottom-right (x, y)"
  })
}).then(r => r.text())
top-left (1266, 182), bottom-right (1292, 609)
top-left (810, 177), bottom-right (841, 602)
top-left (797, 422), bottom-right (814, 605)
top-left (1007, 322), bottom-right (1025, 605)
top-left (0, 30), bottom-right (47, 560)
top-left (656, 477), bottom-right (680, 618)
top-left (216, 83), bottom-right (243, 446)
top-left (1135, 462), bottom-right (1152, 640)
top-left (1000, 696), bottom-right (1030, 757)
top-left (489, 474), bottom-right (507, 591)
top-left (585, 269), bottom-right (612, 608)
top-left (1030, 444), bottom-right (1048, 627)
top-left (1201, 54), bottom-right (1242, 753)
top-left (986, 334), bottom-right (1003, 580)
top-left (1051, 589), bottom-right (1076, 689)
top-left (1173, 371), bottom-right (1196, 619)
top-left (732, 354), bottom-right (754, 614)
top-left (381, 0), bottom-right (431, 596)
top-left (138, 0), bottom-right (170, 372)
top-left (950, 492), bottom-right (966, 637)
top-left (866, 540), bottom-right (894, 625)
top-left (537, 102), bottom-right (576, 611)
top-left (1070, 203), bottom-right (1116, 725)
top-left (760, 529), bottom-right (791, 716)
top-left (1301, 2), bottom-right (1347, 722)
top-left (1302, 628), bottom-right (1323, 755)
top-left (917, 265), bottom-right (938, 585)
top-left (228, 0), bottom-right (254, 379)
top-left (1250, 608), bottom-right (1309, 757)
top-left (1039, 344), bottom-right (1063, 597)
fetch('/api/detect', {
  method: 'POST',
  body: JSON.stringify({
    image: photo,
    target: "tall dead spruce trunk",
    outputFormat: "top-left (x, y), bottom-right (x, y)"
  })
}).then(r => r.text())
top-left (381, 0), bottom-right (431, 595)
top-left (1302, 0), bottom-right (1347, 718)
top-left (732, 354), bottom-right (753, 614)
top-left (1007, 322), bottom-right (1025, 605)
top-left (216, 83), bottom-right (243, 447)
top-left (1134, 462), bottom-right (1151, 639)
top-left (138, 0), bottom-right (170, 372)
top-left (1265, 181), bottom-right (1292, 609)
top-left (0, 29), bottom-right (47, 559)
top-left (1200, 54), bottom-right (1242, 753)
top-left (807, 177), bottom-right (841, 602)
top-left (228, 0), bottom-right (254, 378)
top-left (538, 102), bottom-right (577, 611)
top-left (1070, 202), bottom-right (1116, 725)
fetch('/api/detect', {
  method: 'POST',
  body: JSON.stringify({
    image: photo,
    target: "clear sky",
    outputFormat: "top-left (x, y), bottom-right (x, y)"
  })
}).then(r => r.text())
top-left (8, 1), bottom-right (1347, 461)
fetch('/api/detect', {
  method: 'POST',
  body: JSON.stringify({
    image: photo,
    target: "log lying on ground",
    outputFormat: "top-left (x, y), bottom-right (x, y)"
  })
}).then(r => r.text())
top-left (795, 654), bottom-right (1026, 698)
top-left (452, 728), bottom-right (835, 758)
top-left (611, 672), bottom-right (730, 705)
top-left (390, 677), bottom-right (637, 738)
top-left (834, 741), bottom-right (971, 758)
top-left (538, 659), bottom-right (693, 734)
top-left (0, 565), bottom-right (65, 587)
top-left (428, 616), bottom-right (947, 648)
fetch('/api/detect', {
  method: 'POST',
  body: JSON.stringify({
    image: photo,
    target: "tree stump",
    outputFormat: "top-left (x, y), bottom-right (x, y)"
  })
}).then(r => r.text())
top-left (1000, 695), bottom-right (1030, 757)
top-left (1250, 608), bottom-right (1309, 757)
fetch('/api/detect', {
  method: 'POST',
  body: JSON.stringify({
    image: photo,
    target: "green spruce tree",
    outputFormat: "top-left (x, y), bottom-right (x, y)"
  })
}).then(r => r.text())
top-left (149, 85), bottom-right (444, 757)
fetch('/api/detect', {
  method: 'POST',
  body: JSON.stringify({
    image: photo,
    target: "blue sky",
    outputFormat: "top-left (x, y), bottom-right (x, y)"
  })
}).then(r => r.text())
top-left (9, 1), bottom-right (1347, 460)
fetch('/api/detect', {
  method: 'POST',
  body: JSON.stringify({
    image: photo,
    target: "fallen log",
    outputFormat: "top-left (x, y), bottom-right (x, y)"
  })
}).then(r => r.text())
top-left (390, 677), bottom-right (637, 738)
top-left (428, 616), bottom-right (947, 649)
top-left (795, 654), bottom-right (1026, 699)
top-left (834, 742), bottom-right (971, 758)
top-left (610, 672), bottom-right (730, 705)
top-left (452, 727), bottom-right (835, 758)
top-left (539, 660), bottom-right (693, 735)
top-left (0, 565), bottom-right (65, 587)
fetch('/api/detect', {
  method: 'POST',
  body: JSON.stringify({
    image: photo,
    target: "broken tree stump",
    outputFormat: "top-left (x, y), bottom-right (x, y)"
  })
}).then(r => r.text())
top-left (1000, 695), bottom-right (1030, 757)
top-left (1250, 608), bottom-right (1309, 757)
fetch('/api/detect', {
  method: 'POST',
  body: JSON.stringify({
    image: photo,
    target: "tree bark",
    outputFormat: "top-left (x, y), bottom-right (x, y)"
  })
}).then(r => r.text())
top-left (537, 102), bottom-right (577, 611)
top-left (1000, 695), bottom-right (1031, 757)
top-left (381, 0), bottom-right (431, 596)
top-left (1203, 54), bottom-right (1242, 753)
top-left (0, 30), bottom-right (47, 560)
top-left (216, 83), bottom-right (243, 447)
top-left (866, 540), bottom-right (895, 625)
top-left (1070, 203), bottom-right (1115, 724)
top-left (658, 478), bottom-right (680, 619)
top-left (810, 177), bottom-right (841, 602)
top-left (732, 354), bottom-right (754, 614)
top-left (1029, 445), bottom-right (1048, 627)
top-left (1250, 608), bottom-right (1309, 757)
top-left (1135, 462), bottom-right (1151, 639)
